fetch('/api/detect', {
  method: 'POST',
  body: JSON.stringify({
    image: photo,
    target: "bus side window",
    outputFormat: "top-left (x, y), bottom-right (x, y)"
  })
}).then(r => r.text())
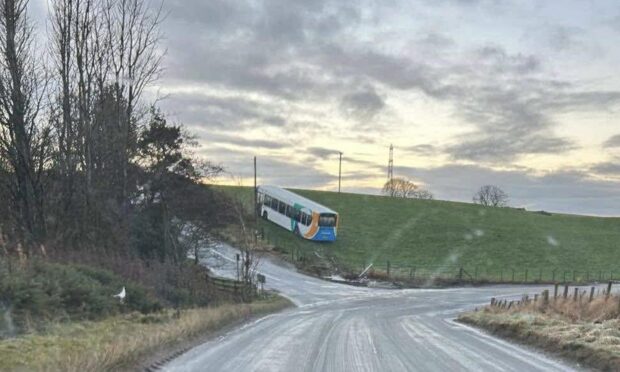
top-left (271, 198), bottom-right (278, 210)
top-left (294, 209), bottom-right (301, 222)
top-left (278, 201), bottom-right (286, 215)
top-left (264, 195), bottom-right (271, 206)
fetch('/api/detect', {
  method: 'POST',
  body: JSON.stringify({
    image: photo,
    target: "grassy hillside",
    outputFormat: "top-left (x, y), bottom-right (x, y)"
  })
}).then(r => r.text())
top-left (223, 186), bottom-right (620, 282)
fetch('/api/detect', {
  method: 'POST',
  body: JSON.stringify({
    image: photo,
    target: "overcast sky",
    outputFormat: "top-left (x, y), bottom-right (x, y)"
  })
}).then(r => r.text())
top-left (120, 1), bottom-right (620, 215)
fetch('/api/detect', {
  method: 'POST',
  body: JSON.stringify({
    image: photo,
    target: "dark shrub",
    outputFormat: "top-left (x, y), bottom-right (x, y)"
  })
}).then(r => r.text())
top-left (0, 259), bottom-right (161, 334)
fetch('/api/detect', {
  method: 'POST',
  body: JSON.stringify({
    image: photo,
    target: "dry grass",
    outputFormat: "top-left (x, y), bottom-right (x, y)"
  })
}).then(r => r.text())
top-left (0, 295), bottom-right (291, 371)
top-left (459, 292), bottom-right (620, 371)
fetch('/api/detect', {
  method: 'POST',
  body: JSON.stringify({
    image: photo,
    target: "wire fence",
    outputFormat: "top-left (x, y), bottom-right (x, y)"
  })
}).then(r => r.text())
top-left (206, 276), bottom-right (261, 302)
top-left (372, 263), bottom-right (620, 285)
top-left (488, 281), bottom-right (618, 310)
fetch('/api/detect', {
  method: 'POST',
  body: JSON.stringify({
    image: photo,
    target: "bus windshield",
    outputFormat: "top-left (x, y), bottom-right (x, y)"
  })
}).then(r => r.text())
top-left (319, 214), bottom-right (337, 227)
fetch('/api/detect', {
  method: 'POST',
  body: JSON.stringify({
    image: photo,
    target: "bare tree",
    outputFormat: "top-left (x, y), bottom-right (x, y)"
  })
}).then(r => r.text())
top-left (382, 177), bottom-right (434, 199)
top-left (49, 0), bottom-right (77, 219)
top-left (0, 0), bottom-right (49, 243)
top-left (103, 0), bottom-right (165, 200)
top-left (229, 195), bottom-right (261, 286)
top-left (473, 185), bottom-right (508, 207)
top-left (46, 0), bottom-right (165, 244)
top-left (413, 189), bottom-right (434, 200)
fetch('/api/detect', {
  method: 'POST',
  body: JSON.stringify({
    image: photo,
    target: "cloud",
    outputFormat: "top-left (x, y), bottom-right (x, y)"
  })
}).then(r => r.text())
top-left (589, 161), bottom-right (620, 176)
top-left (340, 86), bottom-right (385, 120)
top-left (523, 25), bottom-right (585, 53)
top-left (255, 157), bottom-right (336, 188)
top-left (161, 0), bottom-right (362, 100)
top-left (307, 147), bottom-right (340, 159)
top-left (314, 42), bottom-right (617, 162)
top-left (603, 134), bottom-right (620, 148)
top-left (199, 146), bottom-right (336, 188)
top-left (607, 14), bottom-right (620, 32)
top-left (147, 0), bottom-right (620, 215)
top-left (474, 45), bottom-right (541, 74)
top-left (402, 144), bottom-right (438, 156)
top-left (546, 26), bottom-right (584, 52)
top-left (415, 32), bottom-right (455, 50)
top-left (158, 0), bottom-right (620, 164)
top-left (197, 133), bottom-right (285, 150)
top-left (446, 133), bottom-right (575, 162)
top-left (158, 93), bottom-right (288, 131)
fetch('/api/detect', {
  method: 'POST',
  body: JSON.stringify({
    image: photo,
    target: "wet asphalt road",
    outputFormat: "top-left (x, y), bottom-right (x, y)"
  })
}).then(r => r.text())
top-left (165, 242), bottom-right (581, 372)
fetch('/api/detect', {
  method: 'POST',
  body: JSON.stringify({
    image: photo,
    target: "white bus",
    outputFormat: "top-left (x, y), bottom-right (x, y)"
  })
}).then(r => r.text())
top-left (256, 185), bottom-right (339, 242)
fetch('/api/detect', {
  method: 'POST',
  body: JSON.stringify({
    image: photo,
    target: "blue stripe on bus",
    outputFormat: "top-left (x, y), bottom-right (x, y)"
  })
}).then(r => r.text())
top-left (311, 227), bottom-right (337, 242)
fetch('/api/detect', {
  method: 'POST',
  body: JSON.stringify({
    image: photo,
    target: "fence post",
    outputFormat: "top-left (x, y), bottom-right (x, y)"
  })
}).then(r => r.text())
top-left (607, 281), bottom-right (613, 299)
top-left (563, 284), bottom-right (569, 299)
top-left (542, 289), bottom-right (549, 305)
top-left (589, 287), bottom-right (595, 302)
top-left (573, 287), bottom-right (579, 301)
top-left (554, 283), bottom-right (559, 299)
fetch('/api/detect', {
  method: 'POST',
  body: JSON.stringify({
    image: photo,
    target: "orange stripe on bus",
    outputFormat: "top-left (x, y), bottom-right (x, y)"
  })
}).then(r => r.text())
top-left (303, 212), bottom-right (320, 239)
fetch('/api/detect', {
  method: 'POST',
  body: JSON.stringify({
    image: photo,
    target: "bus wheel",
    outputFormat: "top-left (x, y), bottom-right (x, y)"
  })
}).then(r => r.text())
top-left (262, 211), bottom-right (268, 219)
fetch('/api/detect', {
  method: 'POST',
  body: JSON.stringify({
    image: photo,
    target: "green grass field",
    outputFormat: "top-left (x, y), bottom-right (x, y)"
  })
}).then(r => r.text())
top-left (222, 186), bottom-right (620, 282)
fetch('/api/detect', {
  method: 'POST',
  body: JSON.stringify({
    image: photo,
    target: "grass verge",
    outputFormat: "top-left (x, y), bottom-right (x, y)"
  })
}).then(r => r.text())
top-left (458, 297), bottom-right (620, 371)
top-left (0, 294), bottom-right (292, 371)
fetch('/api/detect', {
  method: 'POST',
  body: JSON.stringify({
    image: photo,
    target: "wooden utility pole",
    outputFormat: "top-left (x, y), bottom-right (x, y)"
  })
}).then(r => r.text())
top-left (254, 156), bottom-right (258, 242)
top-left (338, 152), bottom-right (343, 193)
top-left (387, 144), bottom-right (394, 182)
top-left (254, 156), bottom-right (257, 210)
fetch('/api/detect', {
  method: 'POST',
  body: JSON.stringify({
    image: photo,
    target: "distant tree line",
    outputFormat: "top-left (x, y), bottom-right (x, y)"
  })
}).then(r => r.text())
top-left (381, 176), bottom-right (510, 209)
top-left (382, 177), bottom-right (434, 200)
top-left (0, 0), bottom-right (230, 264)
